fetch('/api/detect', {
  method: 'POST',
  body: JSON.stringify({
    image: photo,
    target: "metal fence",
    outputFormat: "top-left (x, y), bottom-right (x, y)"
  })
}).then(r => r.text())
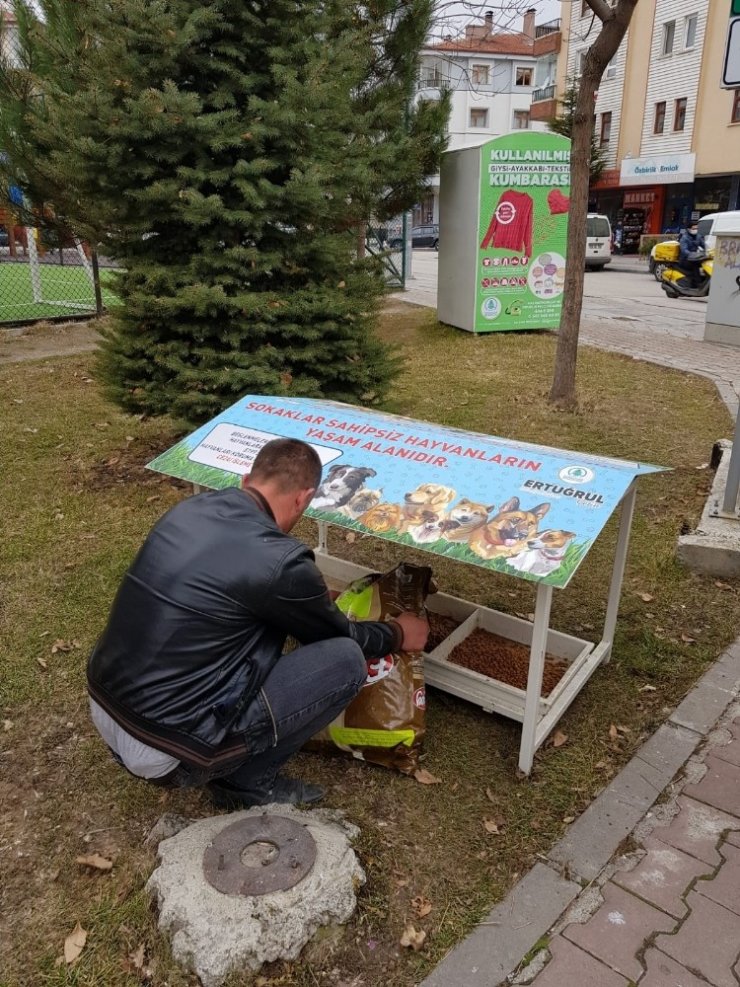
top-left (0, 220), bottom-right (111, 325)
top-left (365, 215), bottom-right (407, 289)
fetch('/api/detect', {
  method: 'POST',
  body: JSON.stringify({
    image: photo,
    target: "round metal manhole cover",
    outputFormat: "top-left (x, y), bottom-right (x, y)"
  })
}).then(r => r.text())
top-left (203, 814), bottom-right (317, 896)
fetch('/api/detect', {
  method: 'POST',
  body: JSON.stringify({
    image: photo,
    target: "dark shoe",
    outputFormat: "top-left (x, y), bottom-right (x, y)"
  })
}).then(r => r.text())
top-left (208, 774), bottom-right (326, 810)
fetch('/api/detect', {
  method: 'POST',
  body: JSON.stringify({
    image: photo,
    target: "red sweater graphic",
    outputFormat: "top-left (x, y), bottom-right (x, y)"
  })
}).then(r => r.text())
top-left (480, 190), bottom-right (533, 257)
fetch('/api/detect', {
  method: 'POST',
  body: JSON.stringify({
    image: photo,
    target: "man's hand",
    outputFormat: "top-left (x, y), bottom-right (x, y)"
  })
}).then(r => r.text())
top-left (393, 612), bottom-right (429, 652)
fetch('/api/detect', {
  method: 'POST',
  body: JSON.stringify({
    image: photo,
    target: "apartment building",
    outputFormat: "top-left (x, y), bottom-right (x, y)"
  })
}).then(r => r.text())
top-left (414, 9), bottom-right (549, 224)
top-left (557, 0), bottom-right (740, 246)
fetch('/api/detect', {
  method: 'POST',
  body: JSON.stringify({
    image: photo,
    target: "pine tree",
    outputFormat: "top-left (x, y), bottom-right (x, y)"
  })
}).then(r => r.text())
top-left (549, 80), bottom-right (606, 184)
top-left (2, 0), bottom-right (448, 424)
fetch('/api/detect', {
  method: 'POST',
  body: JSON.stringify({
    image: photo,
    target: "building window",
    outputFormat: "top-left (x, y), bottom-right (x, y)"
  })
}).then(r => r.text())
top-left (600, 111), bottom-right (612, 147)
top-left (515, 66), bottom-right (532, 87)
top-left (662, 20), bottom-right (676, 55)
top-left (654, 101), bottom-right (666, 134)
top-left (605, 56), bottom-right (617, 79)
top-left (733, 89), bottom-right (740, 123)
top-left (471, 64), bottom-right (489, 86)
top-left (469, 108), bottom-right (489, 128)
top-left (513, 110), bottom-right (530, 130)
top-left (576, 50), bottom-right (587, 76)
top-left (684, 14), bottom-right (697, 49)
top-left (673, 97), bottom-right (687, 131)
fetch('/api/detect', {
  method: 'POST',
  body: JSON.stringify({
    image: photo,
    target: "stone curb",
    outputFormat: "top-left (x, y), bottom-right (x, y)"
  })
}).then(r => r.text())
top-left (418, 637), bottom-right (740, 987)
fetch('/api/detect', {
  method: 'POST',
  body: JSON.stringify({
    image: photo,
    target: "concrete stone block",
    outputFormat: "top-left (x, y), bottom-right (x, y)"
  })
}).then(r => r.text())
top-left (523, 936), bottom-right (629, 987)
top-left (563, 881), bottom-right (676, 982)
top-left (548, 757), bottom-right (664, 883)
top-left (611, 837), bottom-right (711, 918)
top-left (640, 947), bottom-right (710, 987)
top-left (670, 682), bottom-right (736, 735)
top-left (419, 863), bottom-right (579, 987)
top-left (677, 442), bottom-right (740, 578)
top-left (683, 753), bottom-right (740, 817)
top-left (654, 890), bottom-right (740, 987)
top-left (146, 805), bottom-right (365, 987)
top-left (650, 795), bottom-right (740, 866)
top-left (694, 841), bottom-right (740, 914)
top-left (633, 722), bottom-right (699, 779)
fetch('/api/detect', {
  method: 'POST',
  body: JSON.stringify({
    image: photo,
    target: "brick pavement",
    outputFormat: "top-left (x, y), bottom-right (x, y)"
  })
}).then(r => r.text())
top-left (501, 706), bottom-right (740, 987)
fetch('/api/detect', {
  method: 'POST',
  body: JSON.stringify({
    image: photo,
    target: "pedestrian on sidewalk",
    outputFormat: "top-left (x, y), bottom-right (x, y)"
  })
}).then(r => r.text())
top-left (87, 438), bottom-right (429, 808)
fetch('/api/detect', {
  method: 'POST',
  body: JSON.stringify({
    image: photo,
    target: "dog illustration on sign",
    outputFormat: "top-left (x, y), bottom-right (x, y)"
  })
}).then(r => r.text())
top-left (505, 529), bottom-right (576, 576)
top-left (338, 487), bottom-right (383, 520)
top-left (439, 498), bottom-right (496, 543)
top-left (467, 497), bottom-right (550, 561)
top-left (311, 465), bottom-right (377, 509)
top-left (399, 483), bottom-right (457, 536)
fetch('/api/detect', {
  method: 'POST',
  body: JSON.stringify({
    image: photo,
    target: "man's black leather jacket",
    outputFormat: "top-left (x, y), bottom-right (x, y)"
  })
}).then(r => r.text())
top-left (87, 487), bottom-right (401, 768)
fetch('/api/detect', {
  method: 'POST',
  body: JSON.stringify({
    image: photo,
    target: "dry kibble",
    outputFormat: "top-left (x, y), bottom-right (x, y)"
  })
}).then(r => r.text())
top-left (425, 613), bottom-right (567, 695)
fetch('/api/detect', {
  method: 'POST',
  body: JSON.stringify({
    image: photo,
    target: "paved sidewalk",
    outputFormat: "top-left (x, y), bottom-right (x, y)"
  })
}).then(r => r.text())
top-left (421, 639), bottom-right (740, 987)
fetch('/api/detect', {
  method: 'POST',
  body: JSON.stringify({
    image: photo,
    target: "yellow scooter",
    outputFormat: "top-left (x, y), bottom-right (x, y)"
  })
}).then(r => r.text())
top-left (658, 242), bottom-right (713, 299)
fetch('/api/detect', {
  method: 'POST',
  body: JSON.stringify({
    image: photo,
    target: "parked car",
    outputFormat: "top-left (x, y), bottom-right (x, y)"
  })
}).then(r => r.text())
top-left (390, 224), bottom-right (439, 250)
top-left (0, 226), bottom-right (8, 248)
top-left (648, 210), bottom-right (740, 281)
top-left (585, 214), bottom-right (612, 269)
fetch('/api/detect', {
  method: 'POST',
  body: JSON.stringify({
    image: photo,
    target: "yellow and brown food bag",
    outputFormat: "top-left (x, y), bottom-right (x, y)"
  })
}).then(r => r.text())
top-left (309, 563), bottom-right (434, 774)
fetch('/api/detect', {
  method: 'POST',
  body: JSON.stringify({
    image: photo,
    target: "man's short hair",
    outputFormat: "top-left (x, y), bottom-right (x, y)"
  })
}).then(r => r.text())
top-left (250, 438), bottom-right (322, 493)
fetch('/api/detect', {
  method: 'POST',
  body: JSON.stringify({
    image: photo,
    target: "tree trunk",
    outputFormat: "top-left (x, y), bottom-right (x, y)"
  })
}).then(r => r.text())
top-left (549, 0), bottom-right (639, 407)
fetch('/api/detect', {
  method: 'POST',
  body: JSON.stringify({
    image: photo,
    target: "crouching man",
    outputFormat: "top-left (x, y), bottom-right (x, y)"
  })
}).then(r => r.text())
top-left (88, 438), bottom-right (428, 808)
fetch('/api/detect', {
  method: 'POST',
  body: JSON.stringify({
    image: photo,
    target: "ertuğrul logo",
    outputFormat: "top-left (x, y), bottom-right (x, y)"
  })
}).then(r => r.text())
top-left (495, 201), bottom-right (517, 225)
top-left (558, 465), bottom-right (595, 484)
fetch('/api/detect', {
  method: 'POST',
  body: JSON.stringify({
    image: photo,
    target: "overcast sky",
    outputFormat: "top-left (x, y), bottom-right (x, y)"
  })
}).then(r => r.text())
top-left (432, 0), bottom-right (563, 41)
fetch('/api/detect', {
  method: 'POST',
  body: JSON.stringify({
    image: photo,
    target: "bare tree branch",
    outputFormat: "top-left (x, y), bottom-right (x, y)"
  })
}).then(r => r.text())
top-left (584, 0), bottom-right (617, 23)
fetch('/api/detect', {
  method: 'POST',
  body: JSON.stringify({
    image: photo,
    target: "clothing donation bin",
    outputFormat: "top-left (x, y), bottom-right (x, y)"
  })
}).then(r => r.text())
top-left (147, 396), bottom-right (663, 774)
top-left (438, 131), bottom-right (571, 335)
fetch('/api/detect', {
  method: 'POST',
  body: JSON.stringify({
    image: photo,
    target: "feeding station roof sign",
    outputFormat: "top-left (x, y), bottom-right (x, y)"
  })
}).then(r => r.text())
top-left (147, 395), bottom-right (661, 590)
top-left (148, 396), bottom-right (665, 775)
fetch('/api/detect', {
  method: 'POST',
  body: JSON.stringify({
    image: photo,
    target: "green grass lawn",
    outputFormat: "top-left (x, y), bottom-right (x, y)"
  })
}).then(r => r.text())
top-left (0, 261), bottom-right (118, 323)
top-left (1, 308), bottom-right (739, 986)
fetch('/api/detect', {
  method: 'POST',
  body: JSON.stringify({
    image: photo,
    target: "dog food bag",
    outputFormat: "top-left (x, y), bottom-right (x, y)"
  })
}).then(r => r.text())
top-left (308, 563), bottom-right (434, 775)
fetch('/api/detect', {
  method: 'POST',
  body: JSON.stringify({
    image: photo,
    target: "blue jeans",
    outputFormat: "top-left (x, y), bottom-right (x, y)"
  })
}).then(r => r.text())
top-left (161, 637), bottom-right (367, 792)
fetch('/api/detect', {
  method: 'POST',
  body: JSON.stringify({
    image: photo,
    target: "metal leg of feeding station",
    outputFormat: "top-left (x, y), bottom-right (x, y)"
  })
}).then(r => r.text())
top-left (518, 582), bottom-right (554, 776)
top-left (317, 521), bottom-right (329, 555)
top-left (519, 483), bottom-right (638, 774)
top-left (601, 482), bottom-right (637, 662)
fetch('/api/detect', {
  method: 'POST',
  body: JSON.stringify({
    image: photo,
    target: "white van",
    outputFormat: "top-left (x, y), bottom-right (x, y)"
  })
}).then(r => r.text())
top-left (586, 214), bottom-right (612, 269)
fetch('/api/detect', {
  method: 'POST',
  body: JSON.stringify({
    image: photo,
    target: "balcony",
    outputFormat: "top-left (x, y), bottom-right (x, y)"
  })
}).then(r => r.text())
top-left (532, 84), bottom-right (556, 102)
top-left (533, 22), bottom-right (561, 57)
top-left (530, 84), bottom-right (557, 123)
top-left (535, 19), bottom-right (561, 38)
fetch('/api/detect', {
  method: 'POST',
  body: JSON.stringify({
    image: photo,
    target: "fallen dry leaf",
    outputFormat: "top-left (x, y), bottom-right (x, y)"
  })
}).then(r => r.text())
top-left (411, 895), bottom-right (432, 918)
top-left (2, 719), bottom-right (12, 732)
top-left (562, 815), bottom-right (575, 824)
top-left (551, 730), bottom-right (568, 748)
top-left (608, 723), bottom-right (619, 741)
top-left (485, 786), bottom-right (496, 803)
top-left (399, 923), bottom-right (426, 951)
top-left (51, 639), bottom-right (80, 654)
top-left (638, 593), bottom-right (654, 602)
top-left (63, 922), bottom-right (87, 964)
top-left (681, 634), bottom-right (696, 644)
top-left (394, 876), bottom-right (410, 888)
top-left (483, 817), bottom-right (500, 835)
top-left (413, 768), bottom-right (441, 785)
top-left (639, 684), bottom-right (657, 693)
top-left (76, 853), bottom-right (113, 871)
top-left (37, 657), bottom-right (48, 670)
top-left (345, 532), bottom-right (357, 544)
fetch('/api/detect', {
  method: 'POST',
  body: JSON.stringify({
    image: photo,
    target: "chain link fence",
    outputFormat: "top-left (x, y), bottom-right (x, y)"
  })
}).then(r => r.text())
top-left (0, 216), bottom-right (115, 325)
